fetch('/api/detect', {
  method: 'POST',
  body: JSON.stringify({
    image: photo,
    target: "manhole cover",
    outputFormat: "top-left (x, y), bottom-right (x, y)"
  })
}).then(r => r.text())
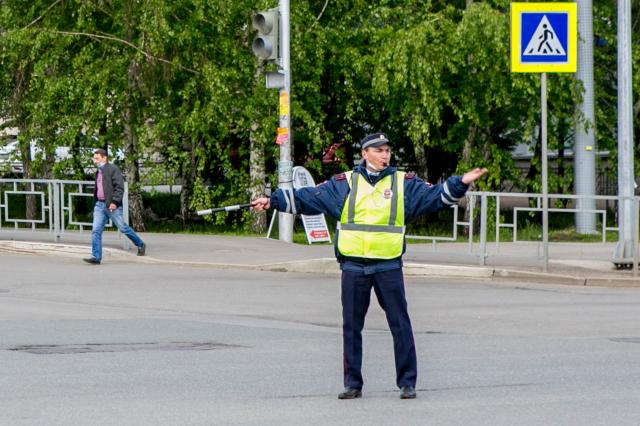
top-left (610, 337), bottom-right (640, 344)
top-left (7, 341), bottom-right (247, 354)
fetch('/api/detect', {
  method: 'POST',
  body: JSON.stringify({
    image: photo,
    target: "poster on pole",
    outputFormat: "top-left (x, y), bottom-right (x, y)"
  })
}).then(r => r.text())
top-left (510, 3), bottom-right (577, 73)
top-left (292, 166), bottom-right (332, 244)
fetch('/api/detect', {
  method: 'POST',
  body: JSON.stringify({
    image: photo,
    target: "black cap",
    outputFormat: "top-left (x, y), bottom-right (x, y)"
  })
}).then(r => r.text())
top-left (360, 133), bottom-right (390, 150)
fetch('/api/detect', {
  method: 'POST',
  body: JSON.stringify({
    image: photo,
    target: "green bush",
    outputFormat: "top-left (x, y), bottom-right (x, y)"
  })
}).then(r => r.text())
top-left (141, 192), bottom-right (181, 220)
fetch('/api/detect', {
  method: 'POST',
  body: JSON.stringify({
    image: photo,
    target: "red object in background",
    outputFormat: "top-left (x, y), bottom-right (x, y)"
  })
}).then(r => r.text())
top-left (310, 230), bottom-right (329, 239)
top-left (322, 142), bottom-right (343, 164)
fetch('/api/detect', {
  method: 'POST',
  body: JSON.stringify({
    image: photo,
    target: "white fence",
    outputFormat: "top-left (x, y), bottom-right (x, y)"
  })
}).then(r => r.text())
top-left (405, 191), bottom-right (640, 275)
top-left (0, 178), bottom-right (129, 241)
top-left (2, 179), bottom-right (638, 275)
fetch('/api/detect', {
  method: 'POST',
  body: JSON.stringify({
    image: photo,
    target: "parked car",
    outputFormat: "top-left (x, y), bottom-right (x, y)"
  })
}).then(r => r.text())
top-left (0, 139), bottom-right (23, 175)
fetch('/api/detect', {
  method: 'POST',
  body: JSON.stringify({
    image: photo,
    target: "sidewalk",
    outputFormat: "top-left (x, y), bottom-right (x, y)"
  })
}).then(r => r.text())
top-left (1, 229), bottom-right (639, 287)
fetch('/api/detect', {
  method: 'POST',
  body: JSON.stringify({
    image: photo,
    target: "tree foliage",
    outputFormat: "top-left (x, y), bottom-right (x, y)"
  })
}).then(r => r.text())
top-left (0, 0), bottom-right (638, 229)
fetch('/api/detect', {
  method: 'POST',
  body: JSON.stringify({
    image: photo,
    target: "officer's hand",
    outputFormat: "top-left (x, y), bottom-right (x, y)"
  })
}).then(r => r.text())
top-left (462, 168), bottom-right (488, 185)
top-left (251, 197), bottom-right (271, 212)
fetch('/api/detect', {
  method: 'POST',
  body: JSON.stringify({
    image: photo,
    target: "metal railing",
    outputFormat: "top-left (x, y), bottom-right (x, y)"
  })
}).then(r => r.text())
top-left (0, 178), bottom-right (129, 245)
top-left (406, 191), bottom-right (640, 276)
top-left (3, 179), bottom-right (639, 275)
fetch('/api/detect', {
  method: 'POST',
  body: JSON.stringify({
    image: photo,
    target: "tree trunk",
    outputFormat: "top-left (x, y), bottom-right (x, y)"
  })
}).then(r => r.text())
top-left (179, 139), bottom-right (198, 223)
top-left (122, 59), bottom-right (145, 231)
top-left (557, 119), bottom-right (568, 206)
top-left (17, 135), bottom-right (38, 221)
top-left (11, 67), bottom-right (38, 220)
top-left (413, 136), bottom-right (428, 179)
top-left (461, 125), bottom-right (478, 234)
top-left (247, 67), bottom-right (268, 233)
top-left (40, 132), bottom-right (57, 179)
top-left (526, 130), bottom-right (543, 194)
top-left (249, 124), bottom-right (267, 233)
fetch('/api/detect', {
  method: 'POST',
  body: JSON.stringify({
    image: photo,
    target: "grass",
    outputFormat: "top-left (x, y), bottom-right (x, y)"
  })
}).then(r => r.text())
top-left (502, 223), bottom-right (617, 243)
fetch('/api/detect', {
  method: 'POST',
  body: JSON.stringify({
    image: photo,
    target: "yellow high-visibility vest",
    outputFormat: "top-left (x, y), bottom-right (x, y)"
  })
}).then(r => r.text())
top-left (337, 170), bottom-right (405, 259)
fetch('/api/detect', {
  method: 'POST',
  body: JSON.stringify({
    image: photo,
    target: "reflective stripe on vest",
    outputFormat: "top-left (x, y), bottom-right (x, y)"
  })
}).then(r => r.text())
top-left (337, 170), bottom-right (405, 259)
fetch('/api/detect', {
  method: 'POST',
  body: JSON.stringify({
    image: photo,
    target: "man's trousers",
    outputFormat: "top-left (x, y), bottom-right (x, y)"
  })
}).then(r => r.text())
top-left (341, 268), bottom-right (417, 390)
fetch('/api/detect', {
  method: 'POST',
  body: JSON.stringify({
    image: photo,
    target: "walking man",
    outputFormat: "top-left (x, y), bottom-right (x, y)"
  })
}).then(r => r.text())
top-left (83, 148), bottom-right (146, 265)
top-left (251, 133), bottom-right (487, 399)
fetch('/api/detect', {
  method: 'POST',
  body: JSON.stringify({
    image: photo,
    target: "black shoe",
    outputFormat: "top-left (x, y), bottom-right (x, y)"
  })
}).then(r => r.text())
top-left (338, 387), bottom-right (362, 399)
top-left (137, 242), bottom-right (146, 256)
top-left (83, 257), bottom-right (101, 265)
top-left (400, 386), bottom-right (416, 399)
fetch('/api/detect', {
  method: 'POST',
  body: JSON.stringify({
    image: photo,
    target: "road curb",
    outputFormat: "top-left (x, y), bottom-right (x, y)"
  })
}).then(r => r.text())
top-left (0, 240), bottom-right (132, 260)
top-left (2, 239), bottom-right (640, 287)
top-left (492, 269), bottom-right (587, 286)
top-left (256, 259), bottom-right (496, 278)
top-left (0, 240), bottom-right (541, 283)
top-left (0, 240), bottom-right (268, 270)
top-left (257, 258), bottom-right (340, 274)
top-left (0, 241), bottom-right (492, 278)
top-left (585, 276), bottom-right (640, 287)
top-left (404, 262), bottom-right (493, 279)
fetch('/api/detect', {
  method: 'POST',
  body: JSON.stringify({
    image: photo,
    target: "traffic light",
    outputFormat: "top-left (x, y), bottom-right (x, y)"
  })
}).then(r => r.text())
top-left (252, 8), bottom-right (279, 61)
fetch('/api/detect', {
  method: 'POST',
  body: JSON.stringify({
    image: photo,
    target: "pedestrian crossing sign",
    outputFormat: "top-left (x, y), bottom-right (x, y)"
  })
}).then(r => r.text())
top-left (511, 3), bottom-right (577, 73)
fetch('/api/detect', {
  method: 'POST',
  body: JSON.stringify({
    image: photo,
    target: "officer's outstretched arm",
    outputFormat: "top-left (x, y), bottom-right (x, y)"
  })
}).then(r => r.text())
top-left (251, 175), bottom-right (349, 219)
top-left (250, 188), bottom-right (301, 215)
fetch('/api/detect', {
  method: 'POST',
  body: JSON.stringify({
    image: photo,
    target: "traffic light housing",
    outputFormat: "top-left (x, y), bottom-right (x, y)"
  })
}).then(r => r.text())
top-left (252, 8), bottom-right (279, 61)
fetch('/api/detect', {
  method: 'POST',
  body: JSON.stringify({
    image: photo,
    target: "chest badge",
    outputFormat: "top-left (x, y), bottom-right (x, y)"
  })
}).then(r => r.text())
top-left (382, 189), bottom-right (393, 199)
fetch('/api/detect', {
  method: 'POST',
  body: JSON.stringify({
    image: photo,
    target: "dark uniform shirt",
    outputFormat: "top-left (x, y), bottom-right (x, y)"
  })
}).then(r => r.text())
top-left (270, 163), bottom-right (469, 273)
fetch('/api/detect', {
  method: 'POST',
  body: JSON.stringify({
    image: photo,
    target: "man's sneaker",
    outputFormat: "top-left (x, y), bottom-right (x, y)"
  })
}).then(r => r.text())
top-left (137, 243), bottom-right (146, 256)
top-left (338, 387), bottom-right (362, 399)
top-left (83, 257), bottom-right (101, 265)
top-left (400, 386), bottom-right (416, 399)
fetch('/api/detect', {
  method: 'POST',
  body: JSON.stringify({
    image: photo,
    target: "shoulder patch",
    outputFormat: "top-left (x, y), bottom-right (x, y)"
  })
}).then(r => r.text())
top-left (335, 173), bottom-right (347, 181)
top-left (405, 172), bottom-right (416, 180)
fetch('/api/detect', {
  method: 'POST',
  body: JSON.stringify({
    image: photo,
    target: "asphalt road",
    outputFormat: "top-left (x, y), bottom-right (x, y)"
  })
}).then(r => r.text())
top-left (2, 254), bottom-right (640, 425)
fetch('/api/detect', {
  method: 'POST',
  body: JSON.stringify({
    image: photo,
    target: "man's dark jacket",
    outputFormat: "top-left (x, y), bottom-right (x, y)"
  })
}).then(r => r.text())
top-left (93, 163), bottom-right (125, 207)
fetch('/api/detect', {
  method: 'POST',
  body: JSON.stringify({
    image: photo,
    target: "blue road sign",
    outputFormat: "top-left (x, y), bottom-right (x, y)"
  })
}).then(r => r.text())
top-left (511, 3), bottom-right (577, 73)
top-left (521, 13), bottom-right (569, 63)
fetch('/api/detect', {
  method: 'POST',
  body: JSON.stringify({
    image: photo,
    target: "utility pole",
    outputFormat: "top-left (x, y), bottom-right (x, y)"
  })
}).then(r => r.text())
top-left (613, 0), bottom-right (636, 264)
top-left (574, 0), bottom-right (597, 234)
top-left (251, 1), bottom-right (294, 243)
top-left (541, 72), bottom-right (549, 272)
top-left (277, 0), bottom-right (293, 243)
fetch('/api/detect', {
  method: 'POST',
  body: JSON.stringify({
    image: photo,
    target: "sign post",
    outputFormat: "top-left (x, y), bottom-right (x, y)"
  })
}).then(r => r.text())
top-left (251, 2), bottom-right (294, 243)
top-left (511, 2), bottom-right (577, 272)
top-left (266, 166), bottom-right (332, 244)
top-left (292, 167), bottom-right (331, 244)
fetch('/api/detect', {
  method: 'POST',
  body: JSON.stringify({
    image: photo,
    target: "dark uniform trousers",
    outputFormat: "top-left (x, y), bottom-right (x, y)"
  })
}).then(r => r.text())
top-left (341, 268), bottom-right (417, 390)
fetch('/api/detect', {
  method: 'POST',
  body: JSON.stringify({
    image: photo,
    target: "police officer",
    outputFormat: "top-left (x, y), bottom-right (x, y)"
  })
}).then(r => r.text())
top-left (251, 133), bottom-right (487, 399)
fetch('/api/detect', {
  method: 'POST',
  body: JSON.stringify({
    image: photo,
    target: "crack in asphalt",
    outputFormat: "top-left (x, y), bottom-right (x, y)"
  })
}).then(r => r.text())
top-left (5, 341), bottom-right (249, 354)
